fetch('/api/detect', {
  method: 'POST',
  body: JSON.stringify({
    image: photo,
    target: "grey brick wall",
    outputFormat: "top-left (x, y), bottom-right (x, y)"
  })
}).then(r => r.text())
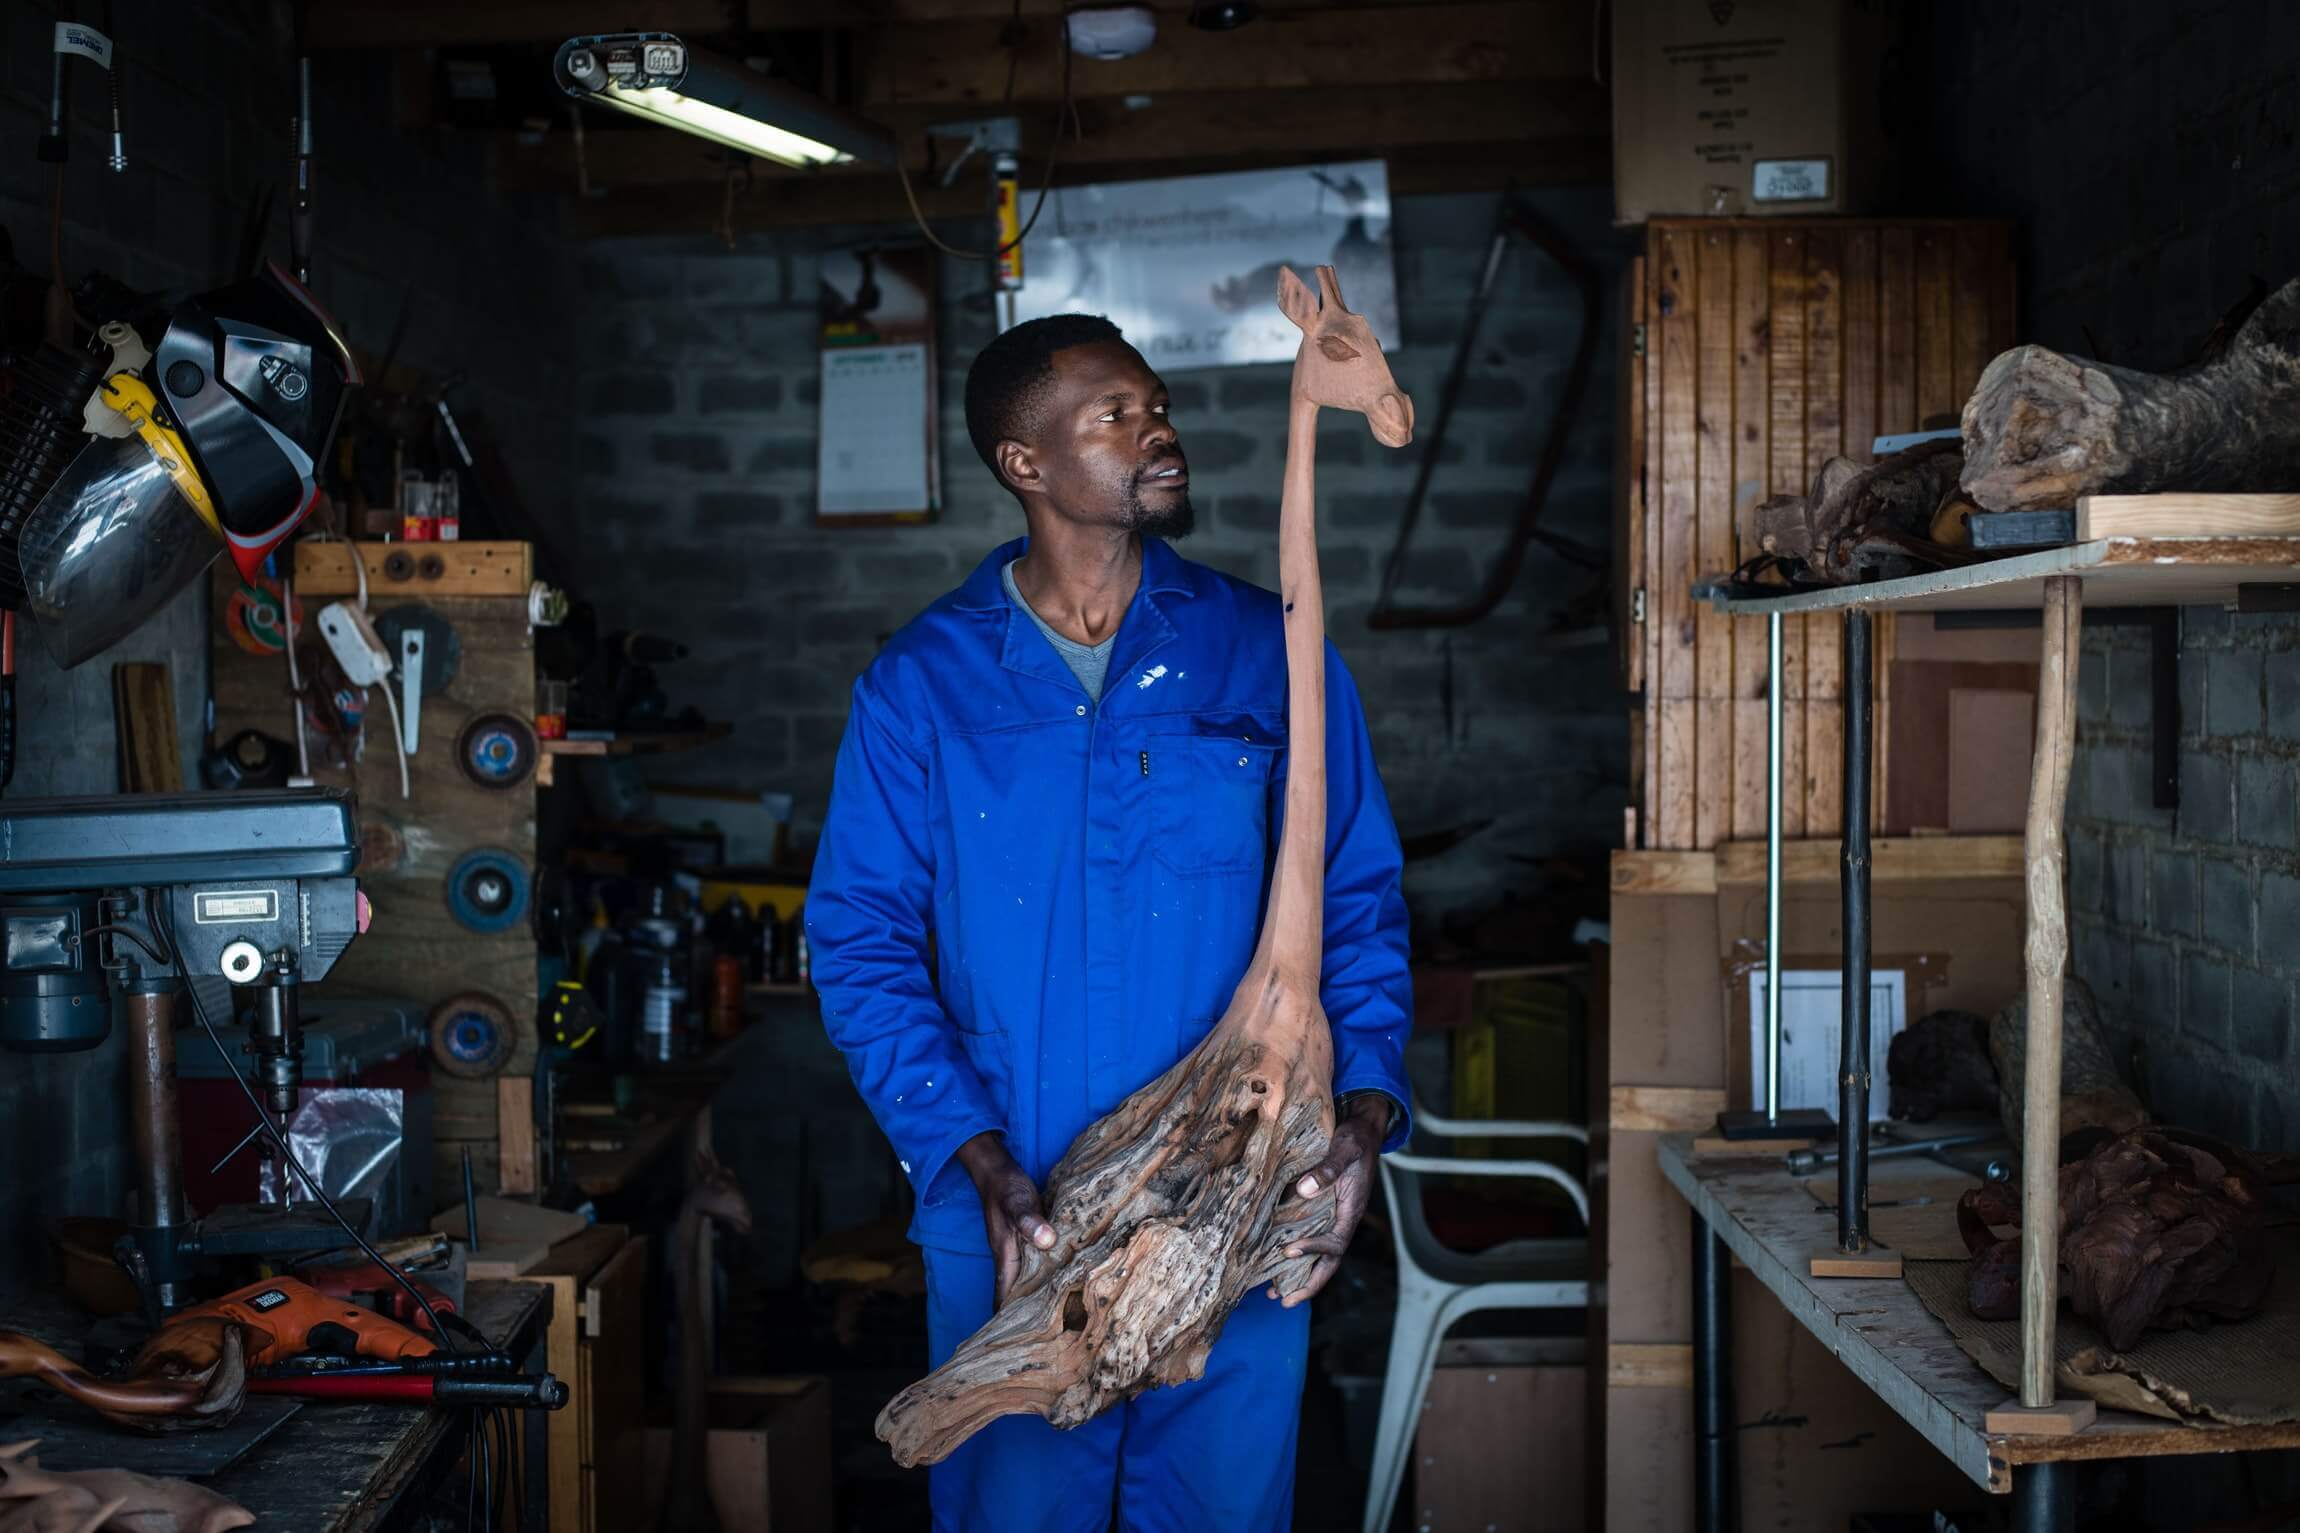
top-left (1911, 2), bottom-right (2300, 1514)
top-left (567, 187), bottom-right (1634, 932)
top-left (0, 2), bottom-right (579, 1288)
top-left (1908, 0), bottom-right (2300, 1161)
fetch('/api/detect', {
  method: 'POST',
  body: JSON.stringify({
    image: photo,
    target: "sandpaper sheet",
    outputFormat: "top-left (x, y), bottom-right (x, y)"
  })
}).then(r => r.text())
top-left (1904, 1225), bottom-right (2300, 1425)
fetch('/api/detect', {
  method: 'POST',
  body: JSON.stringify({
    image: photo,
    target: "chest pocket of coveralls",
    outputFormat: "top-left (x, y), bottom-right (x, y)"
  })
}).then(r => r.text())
top-left (1146, 717), bottom-right (1284, 878)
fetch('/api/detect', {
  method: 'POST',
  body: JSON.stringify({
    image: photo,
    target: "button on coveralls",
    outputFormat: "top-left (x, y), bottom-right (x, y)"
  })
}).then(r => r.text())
top-left (809, 536), bottom-right (1413, 1532)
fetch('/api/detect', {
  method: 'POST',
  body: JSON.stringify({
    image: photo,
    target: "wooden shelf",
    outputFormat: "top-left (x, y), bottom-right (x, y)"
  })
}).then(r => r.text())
top-left (542, 725), bottom-right (731, 757)
top-left (1610, 835), bottom-right (2022, 897)
top-left (1659, 1138), bottom-right (2300, 1494)
top-left (1714, 533), bottom-right (2300, 615)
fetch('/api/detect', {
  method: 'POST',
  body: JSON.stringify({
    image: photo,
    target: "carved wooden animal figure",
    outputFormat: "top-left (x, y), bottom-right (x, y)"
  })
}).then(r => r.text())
top-left (875, 266), bottom-right (1412, 1468)
top-left (0, 1325), bottom-right (244, 1434)
top-left (0, 1442), bottom-right (252, 1532)
top-left (658, 1152), bottom-right (754, 1533)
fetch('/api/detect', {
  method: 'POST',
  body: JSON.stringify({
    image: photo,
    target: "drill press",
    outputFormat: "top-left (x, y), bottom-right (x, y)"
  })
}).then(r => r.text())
top-left (0, 790), bottom-right (371, 1315)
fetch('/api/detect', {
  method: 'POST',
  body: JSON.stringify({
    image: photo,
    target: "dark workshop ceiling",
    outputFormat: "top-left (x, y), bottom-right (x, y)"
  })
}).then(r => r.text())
top-left (309, 1), bottom-right (1610, 235)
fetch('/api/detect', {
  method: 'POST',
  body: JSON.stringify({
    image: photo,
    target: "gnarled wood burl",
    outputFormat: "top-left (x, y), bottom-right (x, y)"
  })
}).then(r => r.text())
top-left (877, 266), bottom-right (1414, 1468)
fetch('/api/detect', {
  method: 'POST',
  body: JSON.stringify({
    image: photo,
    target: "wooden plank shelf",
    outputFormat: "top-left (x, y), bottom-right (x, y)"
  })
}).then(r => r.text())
top-left (541, 725), bottom-right (732, 757)
top-left (1659, 1138), bottom-right (2300, 1494)
top-left (1713, 532), bottom-right (2300, 616)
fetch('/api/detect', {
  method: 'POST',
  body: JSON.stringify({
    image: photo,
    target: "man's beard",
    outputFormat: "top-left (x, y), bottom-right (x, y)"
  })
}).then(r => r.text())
top-left (1117, 478), bottom-right (1196, 539)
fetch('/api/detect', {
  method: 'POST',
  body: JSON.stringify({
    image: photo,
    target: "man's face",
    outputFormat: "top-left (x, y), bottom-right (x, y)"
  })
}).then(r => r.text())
top-left (1009, 340), bottom-right (1195, 538)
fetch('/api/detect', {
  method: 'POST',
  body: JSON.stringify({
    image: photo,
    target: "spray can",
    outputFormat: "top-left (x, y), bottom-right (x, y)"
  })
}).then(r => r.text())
top-left (642, 954), bottom-right (684, 1064)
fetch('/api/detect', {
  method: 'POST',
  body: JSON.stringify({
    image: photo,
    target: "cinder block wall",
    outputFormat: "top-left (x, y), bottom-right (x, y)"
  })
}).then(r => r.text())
top-left (1909, 0), bottom-right (2300, 1517)
top-left (566, 187), bottom-right (1634, 931)
top-left (1908, 0), bottom-right (2300, 1149)
top-left (0, 3), bottom-right (578, 1285)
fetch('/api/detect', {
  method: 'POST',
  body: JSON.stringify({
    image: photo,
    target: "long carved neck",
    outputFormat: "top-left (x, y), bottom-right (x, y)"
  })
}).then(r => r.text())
top-left (1252, 392), bottom-right (1326, 985)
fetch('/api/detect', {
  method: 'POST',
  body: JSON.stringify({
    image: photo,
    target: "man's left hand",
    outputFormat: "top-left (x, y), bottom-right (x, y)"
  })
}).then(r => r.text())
top-left (1267, 1093), bottom-right (1392, 1309)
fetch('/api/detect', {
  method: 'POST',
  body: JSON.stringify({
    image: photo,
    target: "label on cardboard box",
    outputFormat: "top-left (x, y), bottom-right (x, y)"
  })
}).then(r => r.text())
top-left (1613, 0), bottom-right (1877, 222)
top-left (1752, 157), bottom-right (1831, 203)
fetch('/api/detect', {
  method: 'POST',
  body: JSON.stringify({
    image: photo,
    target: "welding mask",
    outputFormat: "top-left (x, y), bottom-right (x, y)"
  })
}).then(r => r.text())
top-left (15, 264), bottom-right (358, 668)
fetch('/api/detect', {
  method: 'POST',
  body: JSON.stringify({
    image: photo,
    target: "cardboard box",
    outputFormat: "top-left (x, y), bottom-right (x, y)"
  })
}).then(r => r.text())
top-left (640, 1378), bottom-right (832, 1531)
top-left (1611, 0), bottom-right (1893, 223)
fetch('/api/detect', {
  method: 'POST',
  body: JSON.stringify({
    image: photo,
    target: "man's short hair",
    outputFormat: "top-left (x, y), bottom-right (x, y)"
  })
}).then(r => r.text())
top-left (964, 314), bottom-right (1125, 483)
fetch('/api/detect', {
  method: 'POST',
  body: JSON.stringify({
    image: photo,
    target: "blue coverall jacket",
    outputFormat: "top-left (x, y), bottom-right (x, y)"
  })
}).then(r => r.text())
top-left (809, 535), bottom-right (1414, 1530)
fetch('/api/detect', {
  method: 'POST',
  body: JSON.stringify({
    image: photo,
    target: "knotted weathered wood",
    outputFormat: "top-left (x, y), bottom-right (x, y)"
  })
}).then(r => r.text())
top-left (1961, 275), bottom-right (2300, 512)
top-left (876, 266), bottom-right (1414, 1468)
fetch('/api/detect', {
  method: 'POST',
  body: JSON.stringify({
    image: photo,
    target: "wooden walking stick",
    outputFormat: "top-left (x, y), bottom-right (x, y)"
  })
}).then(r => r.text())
top-left (876, 266), bottom-right (1414, 1468)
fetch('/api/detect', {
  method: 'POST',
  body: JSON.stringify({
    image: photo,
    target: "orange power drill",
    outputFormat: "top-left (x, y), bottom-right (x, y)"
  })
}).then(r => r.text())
top-left (172, 1276), bottom-right (441, 1367)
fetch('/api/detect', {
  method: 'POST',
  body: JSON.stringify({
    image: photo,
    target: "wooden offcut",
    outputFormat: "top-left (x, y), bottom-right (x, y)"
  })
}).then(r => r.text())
top-left (1810, 1245), bottom-right (1906, 1280)
top-left (1632, 220), bottom-right (2016, 851)
top-left (1608, 1085), bottom-right (1725, 1133)
top-left (1606, 1343), bottom-right (1693, 1390)
top-left (1985, 1399), bottom-right (2098, 1437)
top-left (2076, 492), bottom-right (2300, 538)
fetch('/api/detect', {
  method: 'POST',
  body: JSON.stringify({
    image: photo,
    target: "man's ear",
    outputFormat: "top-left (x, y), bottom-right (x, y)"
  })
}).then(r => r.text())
top-left (995, 439), bottom-right (1041, 498)
top-left (1276, 265), bottom-right (1319, 333)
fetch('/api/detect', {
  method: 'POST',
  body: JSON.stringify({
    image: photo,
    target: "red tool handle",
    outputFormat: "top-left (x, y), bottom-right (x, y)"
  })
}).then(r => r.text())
top-left (249, 1375), bottom-right (436, 1402)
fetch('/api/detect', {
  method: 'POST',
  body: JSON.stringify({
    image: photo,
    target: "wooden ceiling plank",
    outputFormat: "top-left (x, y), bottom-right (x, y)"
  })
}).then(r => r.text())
top-left (558, 136), bottom-right (1608, 238)
top-left (862, 1), bottom-right (1595, 104)
top-left (310, 1), bottom-right (856, 49)
top-left (498, 77), bottom-right (1602, 194)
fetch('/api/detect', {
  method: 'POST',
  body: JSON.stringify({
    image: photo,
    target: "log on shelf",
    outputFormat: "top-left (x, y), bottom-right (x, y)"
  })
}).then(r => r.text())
top-left (1747, 438), bottom-right (1973, 585)
top-left (1962, 275), bottom-right (2300, 512)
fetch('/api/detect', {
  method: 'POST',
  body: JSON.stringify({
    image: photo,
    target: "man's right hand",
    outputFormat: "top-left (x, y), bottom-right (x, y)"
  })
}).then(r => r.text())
top-left (956, 1130), bottom-right (1056, 1306)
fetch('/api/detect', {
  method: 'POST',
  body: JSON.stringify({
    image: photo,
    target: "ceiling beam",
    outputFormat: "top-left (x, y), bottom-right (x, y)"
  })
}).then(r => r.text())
top-left (862, 1), bottom-right (1596, 104)
top-left (308, 1), bottom-right (860, 50)
top-left (557, 136), bottom-right (1609, 239)
top-left (496, 78), bottom-right (1606, 195)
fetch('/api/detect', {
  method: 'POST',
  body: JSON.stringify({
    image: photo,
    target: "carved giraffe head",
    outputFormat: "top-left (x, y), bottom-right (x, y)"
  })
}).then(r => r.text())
top-left (1276, 264), bottom-right (1414, 448)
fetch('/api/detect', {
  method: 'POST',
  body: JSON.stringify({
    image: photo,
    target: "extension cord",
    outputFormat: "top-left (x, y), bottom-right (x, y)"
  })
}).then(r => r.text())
top-left (317, 601), bottom-right (393, 687)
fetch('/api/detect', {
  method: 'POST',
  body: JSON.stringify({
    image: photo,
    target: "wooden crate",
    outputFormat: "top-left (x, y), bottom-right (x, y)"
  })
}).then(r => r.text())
top-left (639, 1378), bottom-right (833, 1531)
top-left (1624, 220), bottom-right (2017, 850)
top-left (516, 1224), bottom-right (648, 1533)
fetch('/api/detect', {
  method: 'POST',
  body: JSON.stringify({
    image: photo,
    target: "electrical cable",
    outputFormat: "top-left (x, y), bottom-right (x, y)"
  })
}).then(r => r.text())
top-left (283, 574), bottom-right (312, 778)
top-left (891, 17), bottom-right (1072, 261)
top-left (72, 923), bottom-right (168, 966)
top-left (377, 684), bottom-right (410, 800)
top-left (151, 892), bottom-right (465, 1353)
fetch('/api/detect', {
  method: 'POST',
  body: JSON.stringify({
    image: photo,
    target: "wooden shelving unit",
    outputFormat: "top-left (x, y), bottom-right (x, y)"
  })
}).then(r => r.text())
top-left (1676, 514), bottom-right (2300, 1522)
top-left (535, 724), bottom-right (730, 785)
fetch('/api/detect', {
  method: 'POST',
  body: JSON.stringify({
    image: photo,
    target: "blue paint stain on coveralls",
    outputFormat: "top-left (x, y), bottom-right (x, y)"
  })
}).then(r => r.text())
top-left (808, 536), bottom-right (1413, 1530)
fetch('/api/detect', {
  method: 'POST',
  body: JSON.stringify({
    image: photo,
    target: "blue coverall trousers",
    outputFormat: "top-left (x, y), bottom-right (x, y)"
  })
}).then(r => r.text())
top-left (924, 1248), bottom-right (1309, 1533)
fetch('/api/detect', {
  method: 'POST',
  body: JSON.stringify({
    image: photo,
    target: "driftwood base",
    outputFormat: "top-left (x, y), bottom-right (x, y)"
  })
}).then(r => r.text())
top-left (874, 967), bottom-right (1336, 1469)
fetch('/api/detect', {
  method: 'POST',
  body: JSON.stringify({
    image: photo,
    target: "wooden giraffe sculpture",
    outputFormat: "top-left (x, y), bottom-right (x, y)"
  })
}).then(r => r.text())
top-left (876, 265), bottom-right (1413, 1468)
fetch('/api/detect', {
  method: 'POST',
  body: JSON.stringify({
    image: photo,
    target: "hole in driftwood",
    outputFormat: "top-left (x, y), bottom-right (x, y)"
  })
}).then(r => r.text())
top-left (1250, 1080), bottom-right (1268, 1095)
top-left (1063, 1290), bottom-right (1089, 1332)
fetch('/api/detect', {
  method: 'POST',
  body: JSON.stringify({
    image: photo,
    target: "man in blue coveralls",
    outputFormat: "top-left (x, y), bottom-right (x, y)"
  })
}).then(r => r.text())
top-left (808, 313), bottom-right (1413, 1532)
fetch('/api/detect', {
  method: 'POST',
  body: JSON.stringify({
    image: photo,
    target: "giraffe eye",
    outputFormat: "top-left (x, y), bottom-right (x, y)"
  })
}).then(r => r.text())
top-left (1317, 335), bottom-right (1362, 362)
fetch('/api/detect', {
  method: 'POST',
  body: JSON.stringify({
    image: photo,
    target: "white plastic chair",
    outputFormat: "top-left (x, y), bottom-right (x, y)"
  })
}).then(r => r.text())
top-left (1362, 1098), bottom-right (1590, 1533)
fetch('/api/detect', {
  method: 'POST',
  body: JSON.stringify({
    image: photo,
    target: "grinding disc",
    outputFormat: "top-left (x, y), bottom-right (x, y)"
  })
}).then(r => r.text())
top-left (446, 847), bottom-right (531, 935)
top-left (374, 604), bottom-right (462, 694)
top-left (455, 712), bottom-right (538, 791)
top-left (427, 992), bottom-right (517, 1078)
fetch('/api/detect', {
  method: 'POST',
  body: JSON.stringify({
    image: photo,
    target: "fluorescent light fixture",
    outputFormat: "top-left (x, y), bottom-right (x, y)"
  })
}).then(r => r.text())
top-left (554, 33), bottom-right (895, 169)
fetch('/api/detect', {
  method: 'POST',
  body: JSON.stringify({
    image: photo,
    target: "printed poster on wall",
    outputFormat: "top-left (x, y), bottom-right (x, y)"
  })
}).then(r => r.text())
top-left (818, 244), bottom-right (937, 524)
top-left (1004, 161), bottom-right (1400, 370)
